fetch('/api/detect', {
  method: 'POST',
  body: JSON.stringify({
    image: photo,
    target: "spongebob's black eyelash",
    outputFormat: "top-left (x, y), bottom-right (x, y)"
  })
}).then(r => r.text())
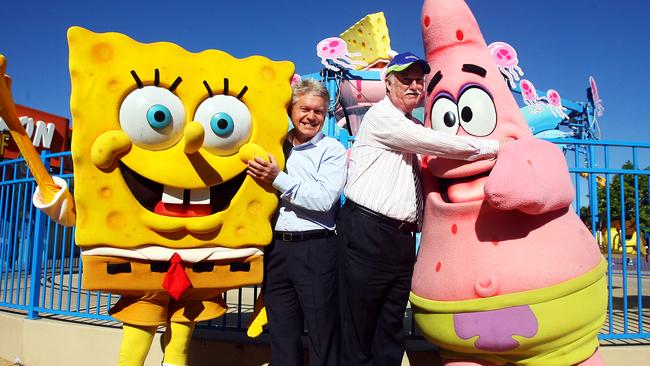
top-left (202, 78), bottom-right (248, 99)
top-left (237, 86), bottom-right (248, 99)
top-left (169, 77), bottom-right (183, 92)
top-left (130, 69), bottom-right (182, 92)
top-left (130, 70), bottom-right (143, 89)
top-left (203, 80), bottom-right (214, 97)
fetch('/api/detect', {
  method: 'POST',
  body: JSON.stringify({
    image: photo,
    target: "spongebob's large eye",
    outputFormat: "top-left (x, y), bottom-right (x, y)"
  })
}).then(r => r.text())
top-left (430, 95), bottom-right (459, 135)
top-left (210, 112), bottom-right (235, 136)
top-left (194, 95), bottom-right (252, 155)
top-left (146, 105), bottom-right (173, 129)
top-left (119, 86), bottom-right (186, 150)
top-left (457, 86), bottom-right (497, 137)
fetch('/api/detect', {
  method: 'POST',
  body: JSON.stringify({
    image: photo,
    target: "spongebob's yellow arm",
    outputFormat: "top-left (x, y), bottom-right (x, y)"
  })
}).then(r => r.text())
top-left (0, 55), bottom-right (55, 195)
top-left (0, 55), bottom-right (75, 226)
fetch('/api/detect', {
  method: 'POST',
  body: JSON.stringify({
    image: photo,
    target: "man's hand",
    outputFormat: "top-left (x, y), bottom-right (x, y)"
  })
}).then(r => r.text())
top-left (247, 153), bottom-right (280, 184)
top-left (499, 138), bottom-right (513, 149)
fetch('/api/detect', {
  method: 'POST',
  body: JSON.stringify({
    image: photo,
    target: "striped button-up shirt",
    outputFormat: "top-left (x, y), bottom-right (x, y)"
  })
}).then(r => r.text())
top-left (344, 96), bottom-right (499, 223)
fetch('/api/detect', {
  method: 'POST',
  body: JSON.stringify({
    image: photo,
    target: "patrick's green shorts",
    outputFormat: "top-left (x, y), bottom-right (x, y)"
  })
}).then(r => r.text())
top-left (410, 260), bottom-right (606, 366)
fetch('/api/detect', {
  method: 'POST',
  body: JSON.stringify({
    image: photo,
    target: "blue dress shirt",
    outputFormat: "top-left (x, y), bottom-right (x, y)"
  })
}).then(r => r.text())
top-left (272, 130), bottom-right (347, 231)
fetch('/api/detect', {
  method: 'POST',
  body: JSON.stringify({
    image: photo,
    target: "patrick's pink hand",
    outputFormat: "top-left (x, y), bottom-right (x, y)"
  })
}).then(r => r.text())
top-left (484, 138), bottom-right (574, 215)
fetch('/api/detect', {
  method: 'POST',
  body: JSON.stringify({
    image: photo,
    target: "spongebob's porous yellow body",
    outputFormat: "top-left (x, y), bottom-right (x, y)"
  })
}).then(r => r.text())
top-left (64, 27), bottom-right (293, 365)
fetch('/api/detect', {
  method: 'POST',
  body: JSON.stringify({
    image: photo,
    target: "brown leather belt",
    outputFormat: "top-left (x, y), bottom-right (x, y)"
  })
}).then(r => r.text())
top-left (346, 200), bottom-right (418, 232)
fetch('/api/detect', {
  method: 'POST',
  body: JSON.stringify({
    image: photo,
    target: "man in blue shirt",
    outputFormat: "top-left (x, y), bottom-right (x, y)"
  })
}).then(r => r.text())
top-left (247, 78), bottom-right (347, 366)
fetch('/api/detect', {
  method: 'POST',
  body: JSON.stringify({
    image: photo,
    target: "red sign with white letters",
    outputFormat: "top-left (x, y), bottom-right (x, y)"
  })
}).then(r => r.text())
top-left (0, 104), bottom-right (70, 160)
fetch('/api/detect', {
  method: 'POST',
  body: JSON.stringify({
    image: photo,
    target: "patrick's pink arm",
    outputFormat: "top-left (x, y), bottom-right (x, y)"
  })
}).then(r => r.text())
top-left (484, 138), bottom-right (575, 215)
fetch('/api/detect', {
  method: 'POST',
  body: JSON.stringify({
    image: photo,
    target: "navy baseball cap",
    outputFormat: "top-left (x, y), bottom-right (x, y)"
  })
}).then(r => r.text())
top-left (385, 52), bottom-right (431, 75)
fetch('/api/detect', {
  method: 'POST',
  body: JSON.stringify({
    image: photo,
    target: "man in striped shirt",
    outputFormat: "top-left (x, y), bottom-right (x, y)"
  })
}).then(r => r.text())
top-left (337, 52), bottom-right (501, 366)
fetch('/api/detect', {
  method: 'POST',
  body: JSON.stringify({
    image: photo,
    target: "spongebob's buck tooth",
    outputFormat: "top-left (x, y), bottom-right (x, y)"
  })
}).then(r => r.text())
top-left (189, 187), bottom-right (210, 205)
top-left (162, 186), bottom-right (184, 204)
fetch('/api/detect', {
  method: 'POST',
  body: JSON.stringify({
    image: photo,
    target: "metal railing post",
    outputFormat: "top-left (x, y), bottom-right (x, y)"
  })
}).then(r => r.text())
top-left (26, 150), bottom-right (50, 320)
top-left (323, 70), bottom-right (341, 138)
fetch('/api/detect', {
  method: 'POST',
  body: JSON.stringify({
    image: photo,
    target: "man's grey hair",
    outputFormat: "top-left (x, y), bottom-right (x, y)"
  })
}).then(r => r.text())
top-left (291, 79), bottom-right (330, 110)
top-left (384, 72), bottom-right (396, 94)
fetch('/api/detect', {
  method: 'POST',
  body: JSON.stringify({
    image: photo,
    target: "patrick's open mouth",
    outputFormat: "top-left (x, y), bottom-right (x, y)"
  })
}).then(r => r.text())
top-left (439, 170), bottom-right (491, 203)
top-left (120, 163), bottom-right (246, 217)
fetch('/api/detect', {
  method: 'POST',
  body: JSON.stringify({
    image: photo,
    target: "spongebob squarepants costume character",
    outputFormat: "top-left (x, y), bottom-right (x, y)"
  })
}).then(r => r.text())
top-left (0, 26), bottom-right (293, 366)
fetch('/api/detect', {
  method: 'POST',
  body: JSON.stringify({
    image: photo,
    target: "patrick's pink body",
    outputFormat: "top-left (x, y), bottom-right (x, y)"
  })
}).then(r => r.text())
top-left (415, 140), bottom-right (602, 301)
top-left (412, 1), bottom-right (606, 365)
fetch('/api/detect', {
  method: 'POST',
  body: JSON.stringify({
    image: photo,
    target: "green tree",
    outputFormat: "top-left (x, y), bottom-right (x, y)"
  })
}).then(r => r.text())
top-left (586, 161), bottom-right (650, 232)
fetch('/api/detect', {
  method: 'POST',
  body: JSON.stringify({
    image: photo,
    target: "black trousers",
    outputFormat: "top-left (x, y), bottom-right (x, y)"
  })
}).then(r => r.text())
top-left (337, 202), bottom-right (416, 366)
top-left (265, 235), bottom-right (340, 366)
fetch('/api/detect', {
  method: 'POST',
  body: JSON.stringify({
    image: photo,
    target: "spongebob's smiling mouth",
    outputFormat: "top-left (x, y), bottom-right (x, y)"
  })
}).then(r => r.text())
top-left (120, 162), bottom-right (246, 217)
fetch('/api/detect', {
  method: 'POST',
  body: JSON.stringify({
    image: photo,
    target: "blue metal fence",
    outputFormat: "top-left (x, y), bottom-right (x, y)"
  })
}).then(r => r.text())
top-left (556, 139), bottom-right (650, 341)
top-left (1, 140), bottom-right (649, 341)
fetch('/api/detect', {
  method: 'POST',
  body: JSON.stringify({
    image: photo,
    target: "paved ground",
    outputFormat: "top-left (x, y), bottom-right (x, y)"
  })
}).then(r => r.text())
top-left (0, 358), bottom-right (17, 366)
top-left (0, 259), bottom-right (648, 365)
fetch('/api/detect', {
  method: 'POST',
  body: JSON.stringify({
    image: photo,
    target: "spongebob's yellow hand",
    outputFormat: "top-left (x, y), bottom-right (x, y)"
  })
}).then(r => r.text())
top-left (247, 293), bottom-right (268, 338)
top-left (247, 306), bottom-right (268, 338)
top-left (0, 55), bottom-right (75, 223)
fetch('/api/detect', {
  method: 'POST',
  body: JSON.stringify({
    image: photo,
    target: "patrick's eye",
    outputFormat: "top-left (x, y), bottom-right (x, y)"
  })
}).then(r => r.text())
top-left (457, 86), bottom-right (497, 137)
top-left (194, 95), bottom-right (252, 156)
top-left (430, 95), bottom-right (459, 135)
top-left (119, 86), bottom-right (186, 150)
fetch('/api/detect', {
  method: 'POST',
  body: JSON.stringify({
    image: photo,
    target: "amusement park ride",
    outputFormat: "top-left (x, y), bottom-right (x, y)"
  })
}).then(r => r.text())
top-left (303, 12), bottom-right (606, 154)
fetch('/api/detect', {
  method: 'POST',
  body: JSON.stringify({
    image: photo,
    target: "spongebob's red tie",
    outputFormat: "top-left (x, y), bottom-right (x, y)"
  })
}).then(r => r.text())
top-left (163, 253), bottom-right (191, 300)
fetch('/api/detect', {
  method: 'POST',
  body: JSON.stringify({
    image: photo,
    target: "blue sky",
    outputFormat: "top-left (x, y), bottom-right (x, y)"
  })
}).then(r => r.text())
top-left (1, 0), bottom-right (648, 158)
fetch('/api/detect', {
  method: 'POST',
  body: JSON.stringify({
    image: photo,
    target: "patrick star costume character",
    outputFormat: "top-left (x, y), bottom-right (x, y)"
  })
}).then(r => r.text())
top-left (409, 1), bottom-right (607, 365)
